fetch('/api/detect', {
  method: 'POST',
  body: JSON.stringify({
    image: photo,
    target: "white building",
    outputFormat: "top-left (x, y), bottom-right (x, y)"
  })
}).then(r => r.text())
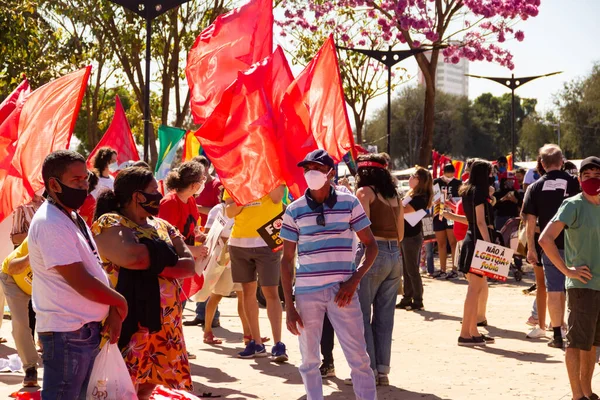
top-left (418, 52), bottom-right (469, 97)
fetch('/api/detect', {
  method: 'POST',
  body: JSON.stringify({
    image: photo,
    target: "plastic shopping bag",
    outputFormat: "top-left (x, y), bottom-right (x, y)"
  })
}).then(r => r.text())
top-left (86, 343), bottom-right (137, 400)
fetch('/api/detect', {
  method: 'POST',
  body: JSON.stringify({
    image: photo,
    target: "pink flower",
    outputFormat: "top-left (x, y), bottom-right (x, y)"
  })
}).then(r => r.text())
top-left (413, 40), bottom-right (421, 48)
top-left (451, 56), bottom-right (460, 64)
top-left (515, 30), bottom-right (525, 41)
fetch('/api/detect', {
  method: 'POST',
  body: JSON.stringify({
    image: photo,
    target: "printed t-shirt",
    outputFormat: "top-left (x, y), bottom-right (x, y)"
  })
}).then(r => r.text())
top-left (223, 191), bottom-right (283, 248)
top-left (28, 201), bottom-right (110, 332)
top-left (159, 192), bottom-right (199, 246)
top-left (522, 170), bottom-right (580, 249)
top-left (196, 178), bottom-right (223, 227)
top-left (1, 238), bottom-right (33, 295)
top-left (552, 194), bottom-right (600, 291)
top-left (280, 188), bottom-right (371, 294)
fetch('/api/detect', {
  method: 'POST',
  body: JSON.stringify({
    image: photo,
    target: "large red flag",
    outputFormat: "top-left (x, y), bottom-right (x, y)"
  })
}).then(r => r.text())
top-left (0, 80), bottom-right (31, 167)
top-left (186, 0), bottom-right (273, 124)
top-left (195, 46), bottom-right (293, 206)
top-left (86, 95), bottom-right (139, 170)
top-left (277, 35), bottom-right (355, 199)
top-left (0, 67), bottom-right (91, 223)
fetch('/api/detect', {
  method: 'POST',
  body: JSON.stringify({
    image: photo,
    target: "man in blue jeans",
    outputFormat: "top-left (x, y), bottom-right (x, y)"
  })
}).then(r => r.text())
top-left (280, 150), bottom-right (379, 400)
top-left (28, 151), bottom-right (128, 399)
top-left (540, 156), bottom-right (600, 400)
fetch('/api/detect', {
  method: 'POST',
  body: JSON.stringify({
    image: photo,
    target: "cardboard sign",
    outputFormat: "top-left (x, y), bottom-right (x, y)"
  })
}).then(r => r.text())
top-left (196, 214), bottom-right (227, 274)
top-left (422, 213), bottom-right (435, 241)
top-left (470, 240), bottom-right (514, 281)
top-left (257, 211), bottom-right (285, 252)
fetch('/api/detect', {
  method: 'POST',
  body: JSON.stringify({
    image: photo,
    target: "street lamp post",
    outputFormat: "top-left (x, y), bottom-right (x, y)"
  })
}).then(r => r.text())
top-left (336, 46), bottom-right (428, 156)
top-left (108, 0), bottom-right (190, 162)
top-left (466, 72), bottom-right (562, 161)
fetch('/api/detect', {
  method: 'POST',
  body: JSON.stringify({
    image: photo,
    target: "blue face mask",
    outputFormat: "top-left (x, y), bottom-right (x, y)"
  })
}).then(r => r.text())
top-left (498, 166), bottom-right (507, 173)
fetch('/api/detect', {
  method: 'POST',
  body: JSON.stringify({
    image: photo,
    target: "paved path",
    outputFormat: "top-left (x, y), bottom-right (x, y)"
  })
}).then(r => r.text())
top-left (1, 270), bottom-right (598, 399)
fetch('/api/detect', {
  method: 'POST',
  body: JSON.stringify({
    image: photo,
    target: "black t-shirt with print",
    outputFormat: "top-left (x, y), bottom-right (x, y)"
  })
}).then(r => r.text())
top-left (433, 177), bottom-right (462, 199)
top-left (522, 170), bottom-right (580, 249)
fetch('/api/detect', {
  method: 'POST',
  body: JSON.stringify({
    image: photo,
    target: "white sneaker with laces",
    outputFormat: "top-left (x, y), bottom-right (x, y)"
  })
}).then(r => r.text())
top-left (526, 327), bottom-right (547, 339)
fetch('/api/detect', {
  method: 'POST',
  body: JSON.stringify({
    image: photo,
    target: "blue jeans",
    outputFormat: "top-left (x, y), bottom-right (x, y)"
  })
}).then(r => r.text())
top-left (356, 241), bottom-right (402, 375)
top-left (39, 322), bottom-right (101, 400)
top-left (195, 300), bottom-right (220, 321)
top-left (425, 242), bottom-right (435, 275)
top-left (296, 284), bottom-right (376, 400)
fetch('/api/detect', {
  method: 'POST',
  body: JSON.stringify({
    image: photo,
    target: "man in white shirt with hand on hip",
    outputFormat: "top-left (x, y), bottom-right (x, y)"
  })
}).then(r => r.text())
top-left (28, 150), bottom-right (128, 400)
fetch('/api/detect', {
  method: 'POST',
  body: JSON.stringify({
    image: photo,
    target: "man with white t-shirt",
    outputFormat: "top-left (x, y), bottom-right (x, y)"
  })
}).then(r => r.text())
top-left (29, 150), bottom-right (128, 399)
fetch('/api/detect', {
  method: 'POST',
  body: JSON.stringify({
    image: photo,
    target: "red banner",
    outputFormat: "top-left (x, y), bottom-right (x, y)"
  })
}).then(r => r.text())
top-left (0, 67), bottom-right (91, 223)
top-left (87, 95), bottom-right (139, 171)
top-left (195, 47), bottom-right (292, 206)
top-left (186, 0), bottom-right (273, 124)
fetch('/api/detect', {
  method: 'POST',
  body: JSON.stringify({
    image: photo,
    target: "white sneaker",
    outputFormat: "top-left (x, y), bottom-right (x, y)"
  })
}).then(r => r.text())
top-left (526, 327), bottom-right (547, 339)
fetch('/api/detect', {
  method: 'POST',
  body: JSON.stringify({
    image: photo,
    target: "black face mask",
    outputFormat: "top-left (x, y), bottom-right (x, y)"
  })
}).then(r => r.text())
top-left (137, 191), bottom-right (163, 216)
top-left (53, 178), bottom-right (88, 210)
top-left (489, 177), bottom-right (496, 186)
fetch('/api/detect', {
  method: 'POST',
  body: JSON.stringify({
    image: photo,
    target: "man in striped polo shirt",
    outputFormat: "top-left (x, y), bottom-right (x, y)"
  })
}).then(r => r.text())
top-left (280, 149), bottom-right (379, 400)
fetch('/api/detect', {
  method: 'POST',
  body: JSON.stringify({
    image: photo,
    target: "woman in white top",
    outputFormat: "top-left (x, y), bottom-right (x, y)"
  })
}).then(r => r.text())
top-left (201, 189), bottom-right (253, 345)
top-left (91, 147), bottom-right (118, 199)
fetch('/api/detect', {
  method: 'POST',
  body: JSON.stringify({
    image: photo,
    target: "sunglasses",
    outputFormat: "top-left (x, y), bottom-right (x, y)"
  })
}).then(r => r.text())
top-left (316, 206), bottom-right (326, 227)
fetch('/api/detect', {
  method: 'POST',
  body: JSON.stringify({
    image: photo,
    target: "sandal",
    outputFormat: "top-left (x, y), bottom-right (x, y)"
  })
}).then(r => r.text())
top-left (0, 337), bottom-right (7, 344)
top-left (203, 333), bottom-right (223, 345)
top-left (243, 335), bottom-right (270, 345)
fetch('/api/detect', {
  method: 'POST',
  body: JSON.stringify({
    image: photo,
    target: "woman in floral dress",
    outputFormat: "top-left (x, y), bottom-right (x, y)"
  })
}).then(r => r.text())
top-left (92, 167), bottom-right (196, 399)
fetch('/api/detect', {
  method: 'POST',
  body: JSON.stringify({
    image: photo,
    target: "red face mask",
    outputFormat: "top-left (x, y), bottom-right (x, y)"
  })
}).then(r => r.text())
top-left (581, 178), bottom-right (600, 197)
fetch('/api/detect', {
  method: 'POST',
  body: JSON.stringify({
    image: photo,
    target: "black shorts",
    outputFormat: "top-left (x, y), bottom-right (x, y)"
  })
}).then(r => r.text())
top-left (566, 288), bottom-right (600, 351)
top-left (457, 230), bottom-right (484, 278)
top-left (433, 217), bottom-right (453, 232)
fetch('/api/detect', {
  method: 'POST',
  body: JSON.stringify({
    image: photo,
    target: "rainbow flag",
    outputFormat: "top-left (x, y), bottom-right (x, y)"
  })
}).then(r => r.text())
top-left (506, 153), bottom-right (514, 171)
top-left (452, 160), bottom-right (465, 179)
top-left (182, 130), bottom-right (202, 162)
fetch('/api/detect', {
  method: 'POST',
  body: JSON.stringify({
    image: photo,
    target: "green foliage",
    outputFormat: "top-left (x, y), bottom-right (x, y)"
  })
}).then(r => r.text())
top-left (363, 86), bottom-right (538, 168)
top-left (555, 63), bottom-right (600, 159)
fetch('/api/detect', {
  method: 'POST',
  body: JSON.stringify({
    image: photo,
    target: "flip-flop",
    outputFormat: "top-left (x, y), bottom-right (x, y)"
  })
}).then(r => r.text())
top-left (0, 337), bottom-right (7, 344)
top-left (203, 333), bottom-right (223, 345)
top-left (200, 393), bottom-right (221, 398)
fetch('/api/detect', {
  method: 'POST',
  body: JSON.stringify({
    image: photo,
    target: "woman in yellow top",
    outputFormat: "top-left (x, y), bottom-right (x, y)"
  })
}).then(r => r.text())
top-left (92, 167), bottom-right (196, 400)
top-left (0, 238), bottom-right (39, 387)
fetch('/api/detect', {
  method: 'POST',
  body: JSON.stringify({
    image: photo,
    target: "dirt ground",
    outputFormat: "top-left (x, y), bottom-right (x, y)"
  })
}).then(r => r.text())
top-left (1, 267), bottom-right (599, 399)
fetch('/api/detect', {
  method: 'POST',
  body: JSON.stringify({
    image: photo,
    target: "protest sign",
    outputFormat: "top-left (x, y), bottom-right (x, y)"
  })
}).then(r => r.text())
top-left (257, 211), bottom-right (284, 252)
top-left (422, 213), bottom-right (435, 241)
top-left (470, 240), bottom-right (514, 281)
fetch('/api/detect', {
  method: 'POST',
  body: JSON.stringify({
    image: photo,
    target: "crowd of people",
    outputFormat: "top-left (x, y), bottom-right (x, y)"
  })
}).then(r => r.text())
top-left (0, 143), bottom-right (599, 400)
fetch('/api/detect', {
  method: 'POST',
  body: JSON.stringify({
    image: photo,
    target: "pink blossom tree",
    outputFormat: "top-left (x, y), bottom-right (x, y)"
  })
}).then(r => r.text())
top-left (277, 4), bottom-right (409, 145)
top-left (281, 0), bottom-right (540, 166)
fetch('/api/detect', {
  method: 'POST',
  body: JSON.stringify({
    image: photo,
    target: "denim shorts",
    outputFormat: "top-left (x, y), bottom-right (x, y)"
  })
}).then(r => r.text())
top-left (542, 250), bottom-right (566, 292)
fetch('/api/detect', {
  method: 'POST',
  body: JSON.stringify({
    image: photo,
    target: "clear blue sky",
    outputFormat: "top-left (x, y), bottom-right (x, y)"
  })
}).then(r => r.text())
top-left (366, 0), bottom-right (600, 117)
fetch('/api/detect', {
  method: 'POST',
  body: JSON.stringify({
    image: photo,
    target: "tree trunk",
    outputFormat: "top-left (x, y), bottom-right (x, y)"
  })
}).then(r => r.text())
top-left (419, 80), bottom-right (436, 167)
top-left (352, 108), bottom-right (363, 145)
top-left (416, 51), bottom-right (437, 168)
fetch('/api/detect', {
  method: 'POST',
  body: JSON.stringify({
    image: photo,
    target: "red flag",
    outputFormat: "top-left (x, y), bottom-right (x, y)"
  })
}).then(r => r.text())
top-left (0, 67), bottom-right (91, 223)
top-left (277, 35), bottom-right (355, 199)
top-left (186, 0), bottom-right (273, 125)
top-left (0, 80), bottom-right (31, 178)
top-left (0, 79), bottom-right (30, 125)
top-left (195, 46), bottom-right (293, 205)
top-left (86, 95), bottom-right (139, 170)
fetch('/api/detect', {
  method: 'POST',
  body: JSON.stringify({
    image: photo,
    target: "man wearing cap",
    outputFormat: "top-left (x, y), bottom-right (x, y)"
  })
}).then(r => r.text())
top-left (540, 156), bottom-right (600, 400)
top-left (280, 149), bottom-right (379, 400)
top-left (523, 144), bottom-right (580, 345)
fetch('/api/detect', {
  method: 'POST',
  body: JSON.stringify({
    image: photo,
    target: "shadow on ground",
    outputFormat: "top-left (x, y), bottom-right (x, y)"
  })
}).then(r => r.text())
top-left (296, 378), bottom-right (447, 400)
